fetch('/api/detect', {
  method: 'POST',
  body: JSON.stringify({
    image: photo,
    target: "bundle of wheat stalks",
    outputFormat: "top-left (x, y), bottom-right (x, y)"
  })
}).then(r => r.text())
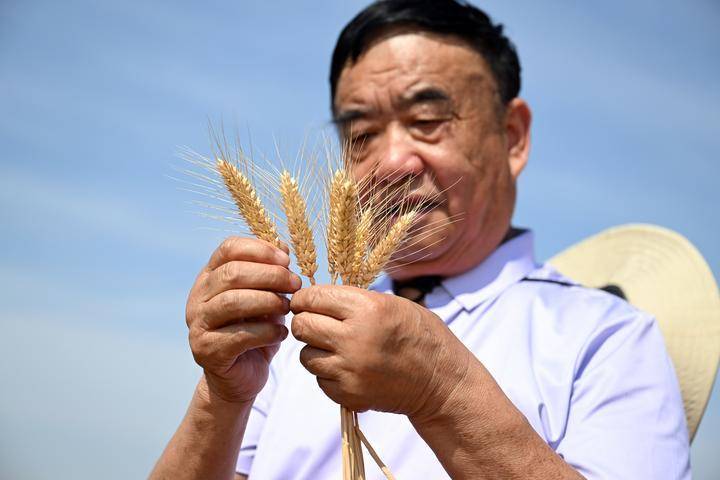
top-left (183, 137), bottom-right (448, 480)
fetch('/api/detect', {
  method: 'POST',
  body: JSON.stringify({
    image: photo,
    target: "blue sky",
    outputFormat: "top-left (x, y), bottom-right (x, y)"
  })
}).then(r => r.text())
top-left (1, 1), bottom-right (718, 478)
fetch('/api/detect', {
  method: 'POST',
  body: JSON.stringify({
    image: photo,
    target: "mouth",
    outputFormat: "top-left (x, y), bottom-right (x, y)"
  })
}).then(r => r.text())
top-left (386, 194), bottom-right (441, 220)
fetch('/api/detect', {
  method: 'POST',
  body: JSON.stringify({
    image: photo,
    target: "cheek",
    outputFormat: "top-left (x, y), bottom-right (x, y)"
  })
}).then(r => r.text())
top-left (430, 159), bottom-right (480, 213)
top-left (349, 163), bottom-right (368, 181)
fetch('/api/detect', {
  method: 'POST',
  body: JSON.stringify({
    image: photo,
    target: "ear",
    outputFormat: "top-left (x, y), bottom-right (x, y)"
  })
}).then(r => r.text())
top-left (504, 98), bottom-right (532, 180)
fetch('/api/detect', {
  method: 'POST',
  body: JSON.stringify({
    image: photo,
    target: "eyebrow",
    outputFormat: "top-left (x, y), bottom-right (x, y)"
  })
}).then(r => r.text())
top-left (332, 108), bottom-right (369, 127)
top-left (332, 87), bottom-right (452, 127)
top-left (399, 87), bottom-right (451, 108)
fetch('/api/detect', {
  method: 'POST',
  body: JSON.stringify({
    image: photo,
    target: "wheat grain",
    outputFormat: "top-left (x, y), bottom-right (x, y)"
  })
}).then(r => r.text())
top-left (279, 170), bottom-right (318, 284)
top-left (216, 159), bottom-right (281, 248)
top-left (327, 169), bottom-right (359, 284)
top-left (348, 208), bottom-right (373, 285)
top-left (355, 211), bottom-right (419, 288)
top-left (192, 136), bottom-right (421, 480)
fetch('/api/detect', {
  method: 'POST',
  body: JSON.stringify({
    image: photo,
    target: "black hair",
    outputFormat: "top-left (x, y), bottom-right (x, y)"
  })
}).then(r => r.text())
top-left (329, 0), bottom-right (521, 110)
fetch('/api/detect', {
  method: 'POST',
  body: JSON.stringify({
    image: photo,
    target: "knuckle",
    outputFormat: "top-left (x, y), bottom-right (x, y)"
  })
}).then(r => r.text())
top-left (218, 236), bottom-right (239, 257)
top-left (189, 331), bottom-right (210, 366)
top-left (298, 345), bottom-right (311, 367)
top-left (219, 236), bottom-right (256, 260)
top-left (364, 296), bottom-right (383, 318)
top-left (218, 291), bottom-right (238, 314)
top-left (220, 261), bottom-right (239, 285)
top-left (185, 302), bottom-right (198, 328)
top-left (291, 313), bottom-right (305, 341)
top-left (230, 328), bottom-right (252, 350)
top-left (269, 292), bottom-right (288, 313)
top-left (316, 377), bottom-right (338, 402)
top-left (271, 265), bottom-right (289, 286)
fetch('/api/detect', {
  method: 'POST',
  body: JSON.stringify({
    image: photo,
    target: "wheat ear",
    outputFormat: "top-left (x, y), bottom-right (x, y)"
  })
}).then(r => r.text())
top-left (347, 208), bottom-right (372, 286)
top-left (327, 170), bottom-right (358, 284)
top-left (279, 170), bottom-right (318, 284)
top-left (355, 211), bottom-right (419, 288)
top-left (216, 159), bottom-right (281, 248)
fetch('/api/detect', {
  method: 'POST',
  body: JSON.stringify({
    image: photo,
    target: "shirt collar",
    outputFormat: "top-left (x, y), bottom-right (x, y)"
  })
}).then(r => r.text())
top-left (372, 229), bottom-right (538, 311)
top-left (441, 229), bottom-right (538, 311)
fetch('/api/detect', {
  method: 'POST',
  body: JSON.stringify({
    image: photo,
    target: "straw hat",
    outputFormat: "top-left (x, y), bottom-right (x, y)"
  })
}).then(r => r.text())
top-left (548, 223), bottom-right (720, 442)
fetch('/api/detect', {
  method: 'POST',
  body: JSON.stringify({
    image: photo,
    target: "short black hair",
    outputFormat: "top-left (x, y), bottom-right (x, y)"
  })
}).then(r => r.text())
top-left (329, 0), bottom-right (521, 110)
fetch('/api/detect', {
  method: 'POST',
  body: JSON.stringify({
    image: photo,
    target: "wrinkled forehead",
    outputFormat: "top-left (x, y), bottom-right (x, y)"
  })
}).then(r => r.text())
top-left (333, 29), bottom-right (496, 113)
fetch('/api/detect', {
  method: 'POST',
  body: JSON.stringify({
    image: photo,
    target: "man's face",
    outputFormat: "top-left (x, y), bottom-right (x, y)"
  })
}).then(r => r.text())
top-left (334, 30), bottom-right (528, 279)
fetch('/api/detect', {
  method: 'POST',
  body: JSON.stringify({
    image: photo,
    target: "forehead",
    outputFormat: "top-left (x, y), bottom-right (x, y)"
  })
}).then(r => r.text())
top-left (334, 31), bottom-right (494, 109)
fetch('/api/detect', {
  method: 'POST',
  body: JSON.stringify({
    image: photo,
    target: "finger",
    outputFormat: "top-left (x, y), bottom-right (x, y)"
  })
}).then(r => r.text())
top-left (299, 345), bottom-right (340, 378)
top-left (207, 237), bottom-right (290, 271)
top-left (202, 261), bottom-right (302, 301)
top-left (316, 377), bottom-right (368, 413)
top-left (201, 289), bottom-right (290, 330)
top-left (191, 321), bottom-right (289, 369)
top-left (316, 377), bottom-right (343, 405)
top-left (290, 285), bottom-right (366, 319)
top-left (277, 240), bottom-right (290, 255)
top-left (291, 311), bottom-right (344, 351)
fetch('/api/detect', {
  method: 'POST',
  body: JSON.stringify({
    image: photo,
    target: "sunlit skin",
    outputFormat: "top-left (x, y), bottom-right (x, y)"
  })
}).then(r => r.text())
top-left (152, 29), bottom-right (580, 480)
top-left (334, 29), bottom-right (531, 280)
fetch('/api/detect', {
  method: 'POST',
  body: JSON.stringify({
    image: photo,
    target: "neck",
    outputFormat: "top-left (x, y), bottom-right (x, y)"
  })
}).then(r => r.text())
top-left (388, 225), bottom-right (519, 281)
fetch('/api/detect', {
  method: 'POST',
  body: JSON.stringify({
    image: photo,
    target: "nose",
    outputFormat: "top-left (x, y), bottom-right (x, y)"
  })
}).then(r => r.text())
top-left (374, 122), bottom-right (424, 184)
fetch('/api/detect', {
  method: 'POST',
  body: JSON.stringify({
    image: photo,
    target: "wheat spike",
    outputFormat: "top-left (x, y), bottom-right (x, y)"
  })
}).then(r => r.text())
top-left (355, 211), bottom-right (419, 288)
top-left (347, 208), bottom-right (373, 286)
top-left (279, 170), bottom-right (318, 284)
top-left (216, 159), bottom-right (281, 248)
top-left (327, 169), bottom-right (359, 284)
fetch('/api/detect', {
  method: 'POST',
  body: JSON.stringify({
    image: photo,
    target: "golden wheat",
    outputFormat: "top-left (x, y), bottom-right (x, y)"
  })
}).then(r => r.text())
top-left (327, 170), bottom-right (359, 284)
top-left (354, 211), bottom-right (419, 289)
top-left (216, 159), bottom-right (281, 248)
top-left (279, 170), bottom-right (318, 284)
top-left (348, 208), bottom-right (373, 285)
top-left (208, 145), bottom-right (421, 480)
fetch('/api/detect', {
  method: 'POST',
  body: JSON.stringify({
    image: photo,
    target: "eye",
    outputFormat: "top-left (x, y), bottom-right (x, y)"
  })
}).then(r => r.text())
top-left (346, 131), bottom-right (375, 163)
top-left (351, 131), bottom-right (376, 146)
top-left (411, 118), bottom-right (445, 136)
top-left (348, 131), bottom-right (377, 158)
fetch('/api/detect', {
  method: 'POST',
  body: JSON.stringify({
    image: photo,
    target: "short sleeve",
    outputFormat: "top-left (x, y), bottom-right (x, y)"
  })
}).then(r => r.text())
top-left (235, 363), bottom-right (279, 475)
top-left (557, 309), bottom-right (691, 479)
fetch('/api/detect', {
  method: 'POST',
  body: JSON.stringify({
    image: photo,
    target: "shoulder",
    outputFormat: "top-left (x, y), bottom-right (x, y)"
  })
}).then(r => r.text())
top-left (501, 263), bottom-right (661, 364)
top-left (509, 262), bottom-right (654, 327)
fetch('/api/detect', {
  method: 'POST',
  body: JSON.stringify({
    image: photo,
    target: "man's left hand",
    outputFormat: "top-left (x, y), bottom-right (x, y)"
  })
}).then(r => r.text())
top-left (290, 285), bottom-right (470, 418)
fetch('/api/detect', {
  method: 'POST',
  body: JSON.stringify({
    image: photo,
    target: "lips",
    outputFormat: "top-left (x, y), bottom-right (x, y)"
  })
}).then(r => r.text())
top-left (384, 194), bottom-right (440, 220)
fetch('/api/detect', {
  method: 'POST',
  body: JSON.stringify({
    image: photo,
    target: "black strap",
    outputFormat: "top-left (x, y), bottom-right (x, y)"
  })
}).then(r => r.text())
top-left (599, 284), bottom-right (627, 300)
top-left (522, 277), bottom-right (627, 300)
top-left (521, 277), bottom-right (576, 288)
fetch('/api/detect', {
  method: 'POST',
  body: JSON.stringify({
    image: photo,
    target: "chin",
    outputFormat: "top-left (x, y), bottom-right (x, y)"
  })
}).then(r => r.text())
top-left (387, 220), bottom-right (452, 273)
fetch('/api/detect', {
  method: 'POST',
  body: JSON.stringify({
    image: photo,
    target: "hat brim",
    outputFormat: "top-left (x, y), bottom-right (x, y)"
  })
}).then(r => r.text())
top-left (548, 223), bottom-right (720, 441)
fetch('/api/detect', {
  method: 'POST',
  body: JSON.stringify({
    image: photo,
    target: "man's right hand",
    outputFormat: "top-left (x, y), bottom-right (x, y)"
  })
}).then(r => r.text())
top-left (186, 236), bottom-right (302, 403)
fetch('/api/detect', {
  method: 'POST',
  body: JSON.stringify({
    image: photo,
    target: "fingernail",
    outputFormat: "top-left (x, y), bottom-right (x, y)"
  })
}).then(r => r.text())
top-left (279, 325), bottom-right (289, 340)
top-left (291, 274), bottom-right (302, 290)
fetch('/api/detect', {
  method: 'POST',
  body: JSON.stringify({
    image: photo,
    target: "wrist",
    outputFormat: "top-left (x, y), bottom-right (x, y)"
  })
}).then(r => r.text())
top-left (410, 353), bottom-right (525, 445)
top-left (193, 375), bottom-right (255, 420)
top-left (409, 337), bottom-right (474, 426)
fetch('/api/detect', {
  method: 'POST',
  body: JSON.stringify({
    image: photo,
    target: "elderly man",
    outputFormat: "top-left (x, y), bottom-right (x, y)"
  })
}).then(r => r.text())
top-left (151, 1), bottom-right (690, 478)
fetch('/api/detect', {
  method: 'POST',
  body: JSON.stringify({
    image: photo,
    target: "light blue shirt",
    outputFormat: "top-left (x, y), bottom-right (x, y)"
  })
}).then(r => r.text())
top-left (237, 230), bottom-right (690, 479)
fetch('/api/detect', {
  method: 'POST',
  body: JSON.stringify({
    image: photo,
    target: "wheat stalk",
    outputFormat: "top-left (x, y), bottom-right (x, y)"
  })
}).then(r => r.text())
top-left (279, 170), bottom-right (318, 284)
top-left (216, 158), bottom-right (281, 248)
